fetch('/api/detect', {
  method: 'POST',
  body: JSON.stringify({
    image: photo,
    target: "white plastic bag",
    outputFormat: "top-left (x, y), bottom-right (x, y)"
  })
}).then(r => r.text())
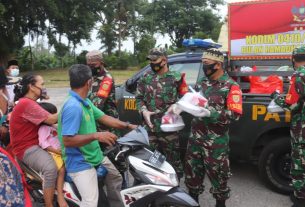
top-left (176, 86), bottom-right (208, 116)
top-left (160, 114), bottom-right (185, 132)
top-left (267, 100), bottom-right (284, 113)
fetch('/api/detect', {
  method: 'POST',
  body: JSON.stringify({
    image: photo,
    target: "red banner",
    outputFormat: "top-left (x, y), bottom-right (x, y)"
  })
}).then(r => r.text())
top-left (229, 0), bottom-right (305, 59)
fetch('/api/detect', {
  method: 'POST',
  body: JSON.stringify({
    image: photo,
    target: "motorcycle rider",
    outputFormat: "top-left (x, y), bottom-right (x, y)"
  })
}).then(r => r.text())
top-left (58, 64), bottom-right (137, 207)
top-left (10, 73), bottom-right (58, 207)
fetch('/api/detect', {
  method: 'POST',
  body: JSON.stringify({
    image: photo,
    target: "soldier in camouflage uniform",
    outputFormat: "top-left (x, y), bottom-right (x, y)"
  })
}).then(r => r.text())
top-left (184, 48), bottom-right (243, 207)
top-left (135, 48), bottom-right (188, 177)
top-left (86, 50), bottom-right (121, 137)
top-left (272, 46), bottom-right (305, 207)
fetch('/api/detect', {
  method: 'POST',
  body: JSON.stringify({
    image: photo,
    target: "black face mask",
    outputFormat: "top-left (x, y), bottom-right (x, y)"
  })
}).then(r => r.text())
top-left (150, 61), bottom-right (164, 73)
top-left (89, 66), bottom-right (100, 76)
top-left (40, 88), bottom-right (48, 99)
top-left (202, 63), bottom-right (217, 78)
top-left (34, 85), bottom-right (48, 99)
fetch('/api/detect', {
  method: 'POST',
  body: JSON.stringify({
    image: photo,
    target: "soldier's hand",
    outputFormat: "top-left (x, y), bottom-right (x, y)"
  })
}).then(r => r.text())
top-left (167, 104), bottom-right (182, 115)
top-left (95, 132), bottom-right (117, 146)
top-left (142, 110), bottom-right (156, 128)
top-left (194, 107), bottom-right (211, 117)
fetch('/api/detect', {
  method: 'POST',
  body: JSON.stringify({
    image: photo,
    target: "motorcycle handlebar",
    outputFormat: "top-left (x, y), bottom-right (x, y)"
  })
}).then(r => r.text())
top-left (103, 142), bottom-right (120, 156)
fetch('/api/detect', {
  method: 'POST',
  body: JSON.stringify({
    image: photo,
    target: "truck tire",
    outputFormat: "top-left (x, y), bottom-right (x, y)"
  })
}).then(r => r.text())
top-left (258, 137), bottom-right (293, 194)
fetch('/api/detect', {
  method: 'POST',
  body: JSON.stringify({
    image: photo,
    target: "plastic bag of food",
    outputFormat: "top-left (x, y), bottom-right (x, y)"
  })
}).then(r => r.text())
top-left (267, 99), bottom-right (284, 113)
top-left (161, 114), bottom-right (185, 132)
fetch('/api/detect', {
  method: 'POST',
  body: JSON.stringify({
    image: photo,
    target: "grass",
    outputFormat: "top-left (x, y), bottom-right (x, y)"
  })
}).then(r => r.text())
top-left (21, 67), bottom-right (140, 88)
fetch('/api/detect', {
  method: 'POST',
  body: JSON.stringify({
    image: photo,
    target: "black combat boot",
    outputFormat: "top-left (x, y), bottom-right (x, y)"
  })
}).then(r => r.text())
top-left (216, 199), bottom-right (226, 207)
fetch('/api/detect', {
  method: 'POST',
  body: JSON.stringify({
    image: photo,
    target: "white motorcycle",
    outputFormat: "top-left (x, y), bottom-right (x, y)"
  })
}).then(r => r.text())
top-left (19, 126), bottom-right (198, 207)
top-left (105, 126), bottom-right (199, 207)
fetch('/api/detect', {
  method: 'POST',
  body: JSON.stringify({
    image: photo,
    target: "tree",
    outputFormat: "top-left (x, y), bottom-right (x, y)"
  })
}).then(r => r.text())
top-left (0, 0), bottom-right (101, 63)
top-left (140, 0), bottom-right (224, 48)
top-left (135, 34), bottom-right (156, 64)
top-left (98, 0), bottom-right (138, 56)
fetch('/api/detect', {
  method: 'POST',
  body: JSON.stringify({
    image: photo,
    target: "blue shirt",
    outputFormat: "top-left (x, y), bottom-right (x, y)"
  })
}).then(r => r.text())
top-left (58, 90), bottom-right (104, 173)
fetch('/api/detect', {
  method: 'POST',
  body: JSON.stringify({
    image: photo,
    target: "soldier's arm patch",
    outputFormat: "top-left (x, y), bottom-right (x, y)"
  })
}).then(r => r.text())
top-left (227, 85), bottom-right (243, 114)
top-left (97, 76), bottom-right (113, 98)
top-left (178, 73), bottom-right (188, 95)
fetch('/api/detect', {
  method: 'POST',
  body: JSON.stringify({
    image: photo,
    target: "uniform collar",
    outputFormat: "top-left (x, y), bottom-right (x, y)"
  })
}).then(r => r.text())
top-left (69, 90), bottom-right (89, 107)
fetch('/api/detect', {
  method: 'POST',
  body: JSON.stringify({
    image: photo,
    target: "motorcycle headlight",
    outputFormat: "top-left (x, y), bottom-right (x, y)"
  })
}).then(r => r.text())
top-left (145, 172), bottom-right (179, 186)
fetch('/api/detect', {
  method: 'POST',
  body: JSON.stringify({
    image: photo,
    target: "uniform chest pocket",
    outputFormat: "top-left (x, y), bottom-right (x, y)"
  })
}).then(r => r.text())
top-left (207, 88), bottom-right (229, 108)
top-left (156, 80), bottom-right (178, 104)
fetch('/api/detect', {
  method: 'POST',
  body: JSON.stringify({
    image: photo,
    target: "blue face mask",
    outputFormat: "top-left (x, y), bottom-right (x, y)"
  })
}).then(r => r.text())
top-left (9, 68), bottom-right (19, 77)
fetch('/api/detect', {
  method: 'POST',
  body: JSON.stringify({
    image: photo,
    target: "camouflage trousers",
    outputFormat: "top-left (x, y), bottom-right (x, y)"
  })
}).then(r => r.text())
top-left (149, 132), bottom-right (183, 177)
top-left (291, 140), bottom-right (305, 199)
top-left (184, 131), bottom-right (231, 201)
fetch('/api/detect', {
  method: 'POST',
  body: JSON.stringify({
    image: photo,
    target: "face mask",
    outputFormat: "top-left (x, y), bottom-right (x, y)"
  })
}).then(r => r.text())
top-left (10, 68), bottom-right (19, 77)
top-left (89, 65), bottom-right (100, 76)
top-left (150, 61), bottom-right (164, 73)
top-left (34, 85), bottom-right (48, 99)
top-left (202, 63), bottom-right (217, 78)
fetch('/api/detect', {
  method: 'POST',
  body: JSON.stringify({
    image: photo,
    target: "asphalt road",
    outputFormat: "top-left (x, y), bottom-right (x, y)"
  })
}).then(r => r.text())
top-left (43, 87), bottom-right (293, 207)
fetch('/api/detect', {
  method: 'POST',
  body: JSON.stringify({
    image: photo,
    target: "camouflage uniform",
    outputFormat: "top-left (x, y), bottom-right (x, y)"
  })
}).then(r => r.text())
top-left (274, 65), bottom-right (305, 199)
top-left (88, 68), bottom-right (121, 136)
top-left (135, 70), bottom-right (188, 176)
top-left (185, 73), bottom-right (242, 201)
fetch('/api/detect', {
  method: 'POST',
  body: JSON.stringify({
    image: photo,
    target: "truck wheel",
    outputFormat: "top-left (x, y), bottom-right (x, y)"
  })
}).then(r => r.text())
top-left (258, 137), bottom-right (293, 194)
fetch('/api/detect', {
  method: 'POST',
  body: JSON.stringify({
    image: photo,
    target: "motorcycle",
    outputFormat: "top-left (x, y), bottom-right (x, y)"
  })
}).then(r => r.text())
top-left (18, 126), bottom-right (198, 207)
top-left (17, 153), bottom-right (110, 207)
top-left (104, 126), bottom-right (199, 207)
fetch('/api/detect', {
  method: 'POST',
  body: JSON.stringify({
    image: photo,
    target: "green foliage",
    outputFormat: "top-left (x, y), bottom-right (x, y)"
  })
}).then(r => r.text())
top-left (139, 0), bottom-right (224, 48)
top-left (54, 43), bottom-right (70, 58)
top-left (0, 0), bottom-right (101, 61)
top-left (98, 23), bottom-right (117, 55)
top-left (0, 0), bottom-right (224, 70)
top-left (17, 47), bottom-right (32, 71)
top-left (76, 50), bottom-right (88, 65)
top-left (104, 51), bottom-right (138, 70)
top-left (135, 34), bottom-right (156, 63)
top-left (17, 46), bottom-right (75, 71)
top-left (193, 31), bottom-right (208, 39)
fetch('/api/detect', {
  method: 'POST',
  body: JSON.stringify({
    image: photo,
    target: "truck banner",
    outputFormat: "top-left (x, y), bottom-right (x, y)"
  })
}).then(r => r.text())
top-left (229, 0), bottom-right (305, 59)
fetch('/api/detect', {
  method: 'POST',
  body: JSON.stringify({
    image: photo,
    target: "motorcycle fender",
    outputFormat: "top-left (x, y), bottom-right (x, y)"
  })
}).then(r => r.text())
top-left (121, 185), bottom-right (198, 207)
top-left (155, 186), bottom-right (199, 207)
top-left (121, 185), bottom-right (171, 207)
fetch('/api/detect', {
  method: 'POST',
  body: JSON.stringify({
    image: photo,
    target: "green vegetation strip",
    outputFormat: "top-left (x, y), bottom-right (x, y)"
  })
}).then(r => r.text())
top-left (21, 68), bottom-right (140, 88)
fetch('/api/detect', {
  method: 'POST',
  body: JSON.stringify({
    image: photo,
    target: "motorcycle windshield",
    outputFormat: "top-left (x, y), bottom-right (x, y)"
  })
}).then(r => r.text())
top-left (117, 126), bottom-right (149, 146)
